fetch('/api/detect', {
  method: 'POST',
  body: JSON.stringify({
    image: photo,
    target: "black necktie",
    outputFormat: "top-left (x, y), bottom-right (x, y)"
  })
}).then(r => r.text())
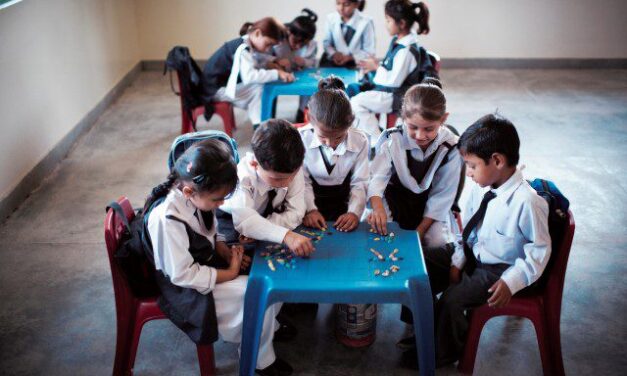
top-left (261, 189), bottom-right (278, 218)
top-left (342, 23), bottom-right (355, 45)
top-left (462, 191), bottom-right (497, 275)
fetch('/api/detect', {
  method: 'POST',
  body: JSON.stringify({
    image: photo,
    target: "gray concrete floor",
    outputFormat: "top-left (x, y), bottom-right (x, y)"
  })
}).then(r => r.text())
top-left (0, 69), bottom-right (626, 375)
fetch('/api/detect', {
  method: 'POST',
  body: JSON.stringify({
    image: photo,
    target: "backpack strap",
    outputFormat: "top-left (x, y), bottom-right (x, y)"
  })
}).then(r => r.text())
top-left (106, 201), bottom-right (131, 233)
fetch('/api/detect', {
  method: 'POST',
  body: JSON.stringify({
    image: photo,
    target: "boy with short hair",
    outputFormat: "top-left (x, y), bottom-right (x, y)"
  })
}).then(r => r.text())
top-left (401, 114), bottom-right (552, 368)
top-left (218, 119), bottom-right (314, 257)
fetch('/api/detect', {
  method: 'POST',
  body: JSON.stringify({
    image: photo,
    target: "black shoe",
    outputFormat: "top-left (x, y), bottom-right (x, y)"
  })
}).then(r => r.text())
top-left (280, 302), bottom-right (319, 316)
top-left (273, 320), bottom-right (297, 342)
top-left (256, 358), bottom-right (293, 376)
top-left (396, 335), bottom-right (416, 350)
top-left (400, 348), bottom-right (419, 370)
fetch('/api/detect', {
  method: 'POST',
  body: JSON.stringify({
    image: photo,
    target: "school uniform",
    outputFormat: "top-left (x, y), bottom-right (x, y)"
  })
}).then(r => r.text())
top-left (350, 32), bottom-right (435, 144)
top-left (425, 169), bottom-right (551, 364)
top-left (145, 189), bottom-right (280, 368)
top-left (202, 35), bottom-right (279, 125)
top-left (321, 9), bottom-right (375, 67)
top-left (299, 125), bottom-right (369, 221)
top-left (218, 152), bottom-right (307, 244)
top-left (368, 124), bottom-right (463, 248)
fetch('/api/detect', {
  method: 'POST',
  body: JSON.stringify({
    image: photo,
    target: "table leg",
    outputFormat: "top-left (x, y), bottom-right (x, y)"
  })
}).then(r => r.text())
top-left (408, 277), bottom-right (435, 376)
top-left (239, 277), bottom-right (271, 376)
top-left (260, 89), bottom-right (275, 122)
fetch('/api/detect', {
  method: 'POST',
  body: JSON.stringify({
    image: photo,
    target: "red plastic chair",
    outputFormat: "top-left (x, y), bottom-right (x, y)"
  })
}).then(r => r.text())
top-left (175, 73), bottom-right (236, 136)
top-left (105, 197), bottom-right (216, 376)
top-left (457, 210), bottom-right (575, 376)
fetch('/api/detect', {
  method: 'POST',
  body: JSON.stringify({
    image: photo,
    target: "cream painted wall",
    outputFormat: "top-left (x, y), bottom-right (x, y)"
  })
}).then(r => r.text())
top-left (0, 0), bottom-right (140, 201)
top-left (136, 0), bottom-right (627, 60)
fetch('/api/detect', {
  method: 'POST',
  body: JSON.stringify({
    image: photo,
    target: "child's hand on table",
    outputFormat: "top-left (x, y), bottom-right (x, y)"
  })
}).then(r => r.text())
top-left (303, 210), bottom-right (326, 229)
top-left (292, 56), bottom-right (306, 68)
top-left (230, 244), bottom-right (251, 271)
top-left (487, 279), bottom-right (512, 308)
top-left (276, 58), bottom-right (292, 72)
top-left (367, 208), bottom-right (388, 235)
top-left (335, 212), bottom-right (359, 232)
top-left (283, 231), bottom-right (315, 257)
top-left (278, 70), bottom-right (295, 82)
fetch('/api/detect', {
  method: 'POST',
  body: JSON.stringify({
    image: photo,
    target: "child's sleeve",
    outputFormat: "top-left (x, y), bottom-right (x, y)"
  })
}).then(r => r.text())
top-left (373, 47), bottom-right (416, 88)
top-left (424, 149), bottom-right (463, 222)
top-left (303, 167), bottom-right (317, 213)
top-left (267, 168), bottom-right (307, 229)
top-left (367, 138), bottom-right (394, 200)
top-left (348, 141), bottom-right (370, 217)
top-left (149, 217), bottom-right (217, 294)
top-left (300, 41), bottom-right (318, 68)
top-left (239, 48), bottom-right (279, 84)
top-left (500, 196), bottom-right (552, 295)
top-left (323, 18), bottom-right (336, 57)
top-left (229, 180), bottom-right (290, 244)
top-left (356, 20), bottom-right (376, 59)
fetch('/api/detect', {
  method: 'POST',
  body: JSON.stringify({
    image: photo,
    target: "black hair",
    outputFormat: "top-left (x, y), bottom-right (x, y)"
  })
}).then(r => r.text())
top-left (384, 0), bottom-right (430, 35)
top-left (402, 82), bottom-right (446, 121)
top-left (357, 0), bottom-right (366, 11)
top-left (458, 113), bottom-right (520, 167)
top-left (144, 139), bottom-right (238, 212)
top-left (252, 119), bottom-right (305, 173)
top-left (286, 8), bottom-right (318, 42)
top-left (309, 76), bottom-right (353, 130)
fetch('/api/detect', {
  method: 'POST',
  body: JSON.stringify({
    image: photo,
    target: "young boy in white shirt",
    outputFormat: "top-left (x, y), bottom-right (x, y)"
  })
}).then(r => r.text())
top-left (218, 119), bottom-right (314, 257)
top-left (400, 114), bottom-right (552, 368)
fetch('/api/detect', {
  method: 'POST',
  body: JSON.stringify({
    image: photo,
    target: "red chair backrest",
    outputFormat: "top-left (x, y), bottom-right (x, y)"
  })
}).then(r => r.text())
top-left (543, 210), bottom-right (576, 307)
top-left (104, 197), bottom-right (136, 303)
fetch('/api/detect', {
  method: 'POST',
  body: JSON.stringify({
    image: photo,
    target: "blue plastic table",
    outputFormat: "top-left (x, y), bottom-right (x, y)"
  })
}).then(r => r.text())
top-left (239, 222), bottom-right (435, 375)
top-left (260, 67), bottom-right (359, 121)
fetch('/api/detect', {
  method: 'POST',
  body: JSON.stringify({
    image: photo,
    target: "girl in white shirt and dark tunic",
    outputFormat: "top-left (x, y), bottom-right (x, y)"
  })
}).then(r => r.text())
top-left (201, 17), bottom-right (295, 128)
top-left (350, 0), bottom-right (437, 145)
top-left (299, 77), bottom-right (370, 232)
top-left (320, 0), bottom-right (375, 68)
top-left (368, 83), bottom-right (463, 249)
top-left (144, 140), bottom-right (293, 376)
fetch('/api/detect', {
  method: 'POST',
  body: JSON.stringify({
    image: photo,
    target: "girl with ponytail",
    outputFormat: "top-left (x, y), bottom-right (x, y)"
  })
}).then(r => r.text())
top-left (350, 0), bottom-right (438, 146)
top-left (144, 139), bottom-right (293, 375)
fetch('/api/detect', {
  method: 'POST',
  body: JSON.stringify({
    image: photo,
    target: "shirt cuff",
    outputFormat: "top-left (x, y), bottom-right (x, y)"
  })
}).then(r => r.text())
top-left (500, 267), bottom-right (527, 295)
top-left (348, 198), bottom-right (366, 219)
top-left (200, 267), bottom-right (218, 295)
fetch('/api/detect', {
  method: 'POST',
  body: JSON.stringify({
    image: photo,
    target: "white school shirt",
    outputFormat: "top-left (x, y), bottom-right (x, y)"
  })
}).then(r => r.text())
top-left (451, 169), bottom-right (552, 295)
top-left (299, 125), bottom-right (370, 217)
top-left (372, 32), bottom-right (420, 88)
top-left (220, 152), bottom-right (306, 244)
top-left (256, 39), bottom-right (318, 70)
top-left (225, 35), bottom-right (279, 99)
top-left (368, 124), bottom-right (463, 222)
top-left (147, 189), bottom-right (225, 295)
top-left (322, 10), bottom-right (375, 61)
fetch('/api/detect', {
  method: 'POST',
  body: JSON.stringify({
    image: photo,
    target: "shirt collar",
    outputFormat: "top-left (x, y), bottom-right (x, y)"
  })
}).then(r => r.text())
top-left (167, 188), bottom-right (197, 221)
top-left (401, 123), bottom-right (445, 155)
top-left (396, 31), bottom-right (418, 47)
top-left (343, 9), bottom-right (361, 28)
top-left (490, 169), bottom-right (524, 203)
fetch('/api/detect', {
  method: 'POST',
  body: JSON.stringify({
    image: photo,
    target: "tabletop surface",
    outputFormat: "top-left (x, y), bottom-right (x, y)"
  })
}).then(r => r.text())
top-left (264, 67), bottom-right (359, 92)
top-left (249, 222), bottom-right (426, 291)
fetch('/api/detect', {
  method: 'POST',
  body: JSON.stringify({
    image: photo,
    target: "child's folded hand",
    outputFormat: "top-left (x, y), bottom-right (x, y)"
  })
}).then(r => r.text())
top-left (487, 279), bottom-right (512, 308)
top-left (367, 209), bottom-right (388, 235)
top-left (284, 231), bottom-right (315, 257)
top-left (303, 210), bottom-right (326, 229)
top-left (229, 246), bottom-right (244, 273)
top-left (335, 212), bottom-right (359, 232)
top-left (231, 245), bottom-right (251, 271)
top-left (357, 58), bottom-right (378, 73)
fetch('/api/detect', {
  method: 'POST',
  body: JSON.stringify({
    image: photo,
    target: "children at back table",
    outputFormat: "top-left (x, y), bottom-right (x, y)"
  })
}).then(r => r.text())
top-left (143, 139), bottom-right (293, 375)
top-left (321, 0), bottom-right (375, 68)
top-left (368, 82), bottom-right (463, 250)
top-left (351, 0), bottom-right (437, 145)
top-left (399, 114), bottom-right (552, 369)
top-left (218, 119), bottom-right (314, 257)
top-left (201, 17), bottom-right (295, 127)
top-left (299, 77), bottom-right (370, 232)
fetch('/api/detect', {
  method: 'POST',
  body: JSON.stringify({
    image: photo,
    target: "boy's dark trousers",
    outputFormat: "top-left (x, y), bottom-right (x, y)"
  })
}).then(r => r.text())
top-left (403, 245), bottom-right (509, 365)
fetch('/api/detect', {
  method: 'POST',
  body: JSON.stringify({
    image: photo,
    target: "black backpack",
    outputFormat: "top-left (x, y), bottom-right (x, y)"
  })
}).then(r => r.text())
top-left (164, 46), bottom-right (214, 131)
top-left (106, 198), bottom-right (164, 297)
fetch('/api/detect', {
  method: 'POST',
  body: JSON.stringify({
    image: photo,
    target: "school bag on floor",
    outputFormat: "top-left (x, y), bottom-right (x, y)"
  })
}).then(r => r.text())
top-left (167, 130), bottom-right (240, 171)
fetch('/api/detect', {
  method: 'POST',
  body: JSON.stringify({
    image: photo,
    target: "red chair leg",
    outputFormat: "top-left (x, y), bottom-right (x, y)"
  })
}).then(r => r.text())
top-left (126, 316), bottom-right (148, 374)
top-left (197, 344), bottom-right (216, 376)
top-left (530, 314), bottom-right (556, 376)
top-left (547, 311), bottom-right (565, 376)
top-left (458, 310), bottom-right (491, 374)
top-left (181, 109), bottom-right (195, 134)
top-left (214, 102), bottom-right (236, 137)
top-left (113, 313), bottom-right (136, 376)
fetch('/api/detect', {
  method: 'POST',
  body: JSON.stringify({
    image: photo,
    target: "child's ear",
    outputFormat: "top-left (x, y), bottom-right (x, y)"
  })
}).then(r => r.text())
top-left (492, 153), bottom-right (507, 169)
top-left (249, 159), bottom-right (258, 170)
top-left (181, 185), bottom-right (194, 198)
top-left (440, 112), bottom-right (450, 125)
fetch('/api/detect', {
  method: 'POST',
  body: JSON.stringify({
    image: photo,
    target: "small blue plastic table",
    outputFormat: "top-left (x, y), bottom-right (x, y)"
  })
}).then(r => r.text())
top-left (239, 222), bottom-right (435, 376)
top-left (260, 67), bottom-right (359, 121)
